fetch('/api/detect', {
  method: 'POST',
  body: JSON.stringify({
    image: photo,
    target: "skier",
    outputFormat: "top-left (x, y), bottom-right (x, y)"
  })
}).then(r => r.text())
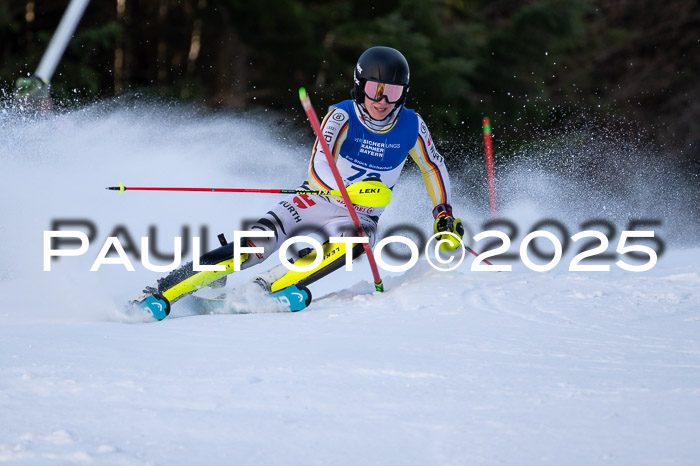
top-left (134, 45), bottom-right (464, 318)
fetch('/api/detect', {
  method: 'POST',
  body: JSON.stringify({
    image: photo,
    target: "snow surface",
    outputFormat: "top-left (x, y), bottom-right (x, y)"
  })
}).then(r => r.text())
top-left (1, 101), bottom-right (699, 465)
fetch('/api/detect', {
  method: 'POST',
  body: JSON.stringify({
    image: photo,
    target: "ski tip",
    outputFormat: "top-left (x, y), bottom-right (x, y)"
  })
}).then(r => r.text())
top-left (270, 285), bottom-right (312, 312)
top-left (140, 293), bottom-right (171, 321)
top-left (298, 87), bottom-right (307, 101)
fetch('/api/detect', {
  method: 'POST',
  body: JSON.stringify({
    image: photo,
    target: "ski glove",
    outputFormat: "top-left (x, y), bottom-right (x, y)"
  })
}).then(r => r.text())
top-left (432, 204), bottom-right (465, 251)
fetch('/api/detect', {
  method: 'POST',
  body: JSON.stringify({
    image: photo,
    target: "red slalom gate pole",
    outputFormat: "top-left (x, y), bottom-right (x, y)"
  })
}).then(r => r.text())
top-left (299, 88), bottom-right (384, 292)
top-left (482, 117), bottom-right (498, 218)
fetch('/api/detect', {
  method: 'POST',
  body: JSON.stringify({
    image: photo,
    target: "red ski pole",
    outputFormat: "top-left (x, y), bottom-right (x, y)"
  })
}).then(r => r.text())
top-left (299, 88), bottom-right (384, 292)
top-left (482, 117), bottom-right (498, 219)
top-left (106, 181), bottom-right (392, 208)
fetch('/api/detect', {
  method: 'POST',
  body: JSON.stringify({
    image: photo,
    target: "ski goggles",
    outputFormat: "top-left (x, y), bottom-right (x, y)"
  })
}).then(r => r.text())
top-left (364, 80), bottom-right (405, 104)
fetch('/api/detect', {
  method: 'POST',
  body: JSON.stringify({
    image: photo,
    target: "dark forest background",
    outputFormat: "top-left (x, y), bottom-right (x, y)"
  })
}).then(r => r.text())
top-left (1, 0), bottom-right (698, 170)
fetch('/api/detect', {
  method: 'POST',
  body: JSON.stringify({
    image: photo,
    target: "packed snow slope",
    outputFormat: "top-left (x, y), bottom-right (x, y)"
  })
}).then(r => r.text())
top-left (1, 100), bottom-right (699, 465)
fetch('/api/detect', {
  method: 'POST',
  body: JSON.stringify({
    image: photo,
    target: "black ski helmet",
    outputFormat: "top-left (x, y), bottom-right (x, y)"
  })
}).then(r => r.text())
top-left (353, 46), bottom-right (410, 107)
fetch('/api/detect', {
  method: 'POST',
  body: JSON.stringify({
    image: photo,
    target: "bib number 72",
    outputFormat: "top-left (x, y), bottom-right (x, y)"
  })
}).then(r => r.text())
top-left (347, 165), bottom-right (381, 181)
